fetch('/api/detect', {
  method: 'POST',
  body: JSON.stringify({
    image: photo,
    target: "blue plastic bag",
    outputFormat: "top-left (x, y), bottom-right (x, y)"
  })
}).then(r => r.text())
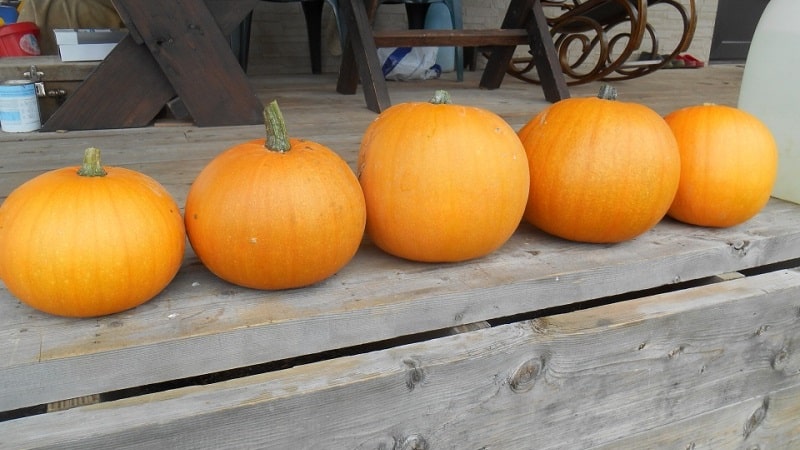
top-left (378, 46), bottom-right (442, 81)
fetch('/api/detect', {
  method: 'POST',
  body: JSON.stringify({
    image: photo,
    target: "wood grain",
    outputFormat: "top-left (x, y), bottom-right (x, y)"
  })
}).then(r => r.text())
top-left (6, 64), bottom-right (796, 447)
top-left (3, 270), bottom-right (799, 448)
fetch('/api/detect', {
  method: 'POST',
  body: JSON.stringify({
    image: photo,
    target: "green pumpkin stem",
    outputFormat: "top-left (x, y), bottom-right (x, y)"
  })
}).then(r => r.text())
top-left (430, 90), bottom-right (452, 105)
top-left (264, 100), bottom-right (291, 153)
top-left (76, 147), bottom-right (108, 177)
top-left (597, 84), bottom-right (618, 101)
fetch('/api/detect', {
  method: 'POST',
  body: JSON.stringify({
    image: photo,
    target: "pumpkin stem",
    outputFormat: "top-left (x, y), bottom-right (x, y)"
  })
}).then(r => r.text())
top-left (597, 84), bottom-right (618, 101)
top-left (429, 90), bottom-right (452, 105)
top-left (263, 100), bottom-right (291, 153)
top-left (76, 147), bottom-right (108, 177)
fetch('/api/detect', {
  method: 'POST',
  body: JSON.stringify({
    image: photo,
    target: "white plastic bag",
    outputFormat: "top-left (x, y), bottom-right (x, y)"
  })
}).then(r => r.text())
top-left (377, 47), bottom-right (442, 81)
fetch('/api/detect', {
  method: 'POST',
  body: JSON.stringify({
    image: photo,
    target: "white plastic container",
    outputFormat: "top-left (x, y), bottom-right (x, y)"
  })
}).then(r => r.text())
top-left (738, 0), bottom-right (800, 204)
top-left (0, 80), bottom-right (41, 133)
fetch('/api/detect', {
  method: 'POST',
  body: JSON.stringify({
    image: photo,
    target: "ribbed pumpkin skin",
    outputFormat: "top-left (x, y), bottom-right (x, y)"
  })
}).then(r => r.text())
top-left (664, 104), bottom-right (778, 227)
top-left (519, 97), bottom-right (681, 243)
top-left (0, 167), bottom-right (185, 318)
top-left (184, 138), bottom-right (366, 290)
top-left (357, 101), bottom-right (530, 262)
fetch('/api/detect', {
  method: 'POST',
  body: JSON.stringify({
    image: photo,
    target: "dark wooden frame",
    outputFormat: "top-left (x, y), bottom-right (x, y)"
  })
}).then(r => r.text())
top-left (335, 0), bottom-right (570, 113)
top-left (41, 0), bottom-right (264, 131)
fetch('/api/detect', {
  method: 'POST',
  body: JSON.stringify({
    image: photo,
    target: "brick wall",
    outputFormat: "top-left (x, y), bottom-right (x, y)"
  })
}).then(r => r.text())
top-left (245, 0), bottom-right (718, 76)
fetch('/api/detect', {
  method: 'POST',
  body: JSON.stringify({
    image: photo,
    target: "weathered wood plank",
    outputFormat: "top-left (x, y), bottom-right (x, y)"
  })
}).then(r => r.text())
top-left (0, 64), bottom-right (765, 413)
top-left (0, 56), bottom-right (97, 81)
top-left (2, 197), bottom-right (800, 411)
top-left (590, 384), bottom-right (800, 449)
top-left (0, 66), bottom-right (746, 202)
top-left (3, 269), bottom-right (800, 449)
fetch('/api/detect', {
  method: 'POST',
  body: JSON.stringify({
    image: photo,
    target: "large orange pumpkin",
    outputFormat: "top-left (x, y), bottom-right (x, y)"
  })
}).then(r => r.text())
top-left (0, 147), bottom-right (185, 318)
top-left (518, 86), bottom-right (681, 243)
top-left (357, 90), bottom-right (530, 262)
top-left (664, 104), bottom-right (778, 227)
top-left (184, 101), bottom-right (366, 290)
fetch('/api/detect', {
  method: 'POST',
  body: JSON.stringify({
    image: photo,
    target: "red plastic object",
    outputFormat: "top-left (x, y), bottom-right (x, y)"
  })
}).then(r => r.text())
top-left (0, 22), bottom-right (41, 57)
top-left (676, 53), bottom-right (705, 68)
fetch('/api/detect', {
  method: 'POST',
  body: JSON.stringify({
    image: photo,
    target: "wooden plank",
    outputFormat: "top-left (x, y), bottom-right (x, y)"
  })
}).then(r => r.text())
top-left (0, 56), bottom-right (99, 123)
top-left (1, 198), bottom-right (799, 411)
top-left (0, 56), bottom-right (97, 81)
top-left (3, 269), bottom-right (800, 448)
top-left (0, 64), bottom-right (758, 412)
top-left (372, 28), bottom-right (530, 47)
top-left (591, 384), bottom-right (800, 449)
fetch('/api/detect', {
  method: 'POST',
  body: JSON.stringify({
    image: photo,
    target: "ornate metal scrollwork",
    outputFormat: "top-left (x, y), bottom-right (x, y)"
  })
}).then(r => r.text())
top-left (507, 0), bottom-right (696, 85)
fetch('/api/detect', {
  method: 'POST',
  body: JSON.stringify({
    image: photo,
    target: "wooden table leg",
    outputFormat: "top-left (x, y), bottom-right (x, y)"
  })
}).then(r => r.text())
top-left (41, 36), bottom-right (174, 131)
top-left (42, 0), bottom-right (261, 131)
top-left (115, 0), bottom-right (263, 127)
top-left (526, 0), bottom-right (570, 102)
top-left (337, 0), bottom-right (568, 113)
top-left (480, 0), bottom-right (569, 103)
top-left (336, 0), bottom-right (391, 113)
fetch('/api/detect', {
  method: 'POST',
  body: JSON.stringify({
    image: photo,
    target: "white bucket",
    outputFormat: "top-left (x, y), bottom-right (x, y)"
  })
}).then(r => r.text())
top-left (738, 0), bottom-right (800, 204)
top-left (0, 80), bottom-right (41, 133)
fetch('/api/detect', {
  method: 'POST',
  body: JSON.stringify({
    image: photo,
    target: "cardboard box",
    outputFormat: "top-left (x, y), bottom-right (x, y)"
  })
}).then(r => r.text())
top-left (53, 28), bottom-right (127, 62)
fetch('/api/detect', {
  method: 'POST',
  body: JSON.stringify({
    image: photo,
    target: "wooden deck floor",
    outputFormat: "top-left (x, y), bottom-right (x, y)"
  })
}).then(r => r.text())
top-left (1, 64), bottom-right (744, 206)
top-left (10, 64), bottom-right (800, 450)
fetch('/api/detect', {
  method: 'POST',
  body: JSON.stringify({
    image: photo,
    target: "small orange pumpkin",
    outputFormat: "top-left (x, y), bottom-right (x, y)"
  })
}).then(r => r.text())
top-left (664, 104), bottom-right (778, 227)
top-left (184, 101), bottom-right (366, 290)
top-left (518, 85), bottom-right (681, 243)
top-left (0, 148), bottom-right (185, 318)
top-left (357, 90), bottom-right (530, 262)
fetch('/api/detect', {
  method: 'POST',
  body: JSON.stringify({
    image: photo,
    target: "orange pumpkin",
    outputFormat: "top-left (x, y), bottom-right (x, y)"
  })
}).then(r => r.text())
top-left (518, 85), bottom-right (681, 243)
top-left (0, 148), bottom-right (185, 318)
top-left (184, 101), bottom-right (366, 290)
top-left (664, 104), bottom-right (778, 227)
top-left (357, 90), bottom-right (530, 262)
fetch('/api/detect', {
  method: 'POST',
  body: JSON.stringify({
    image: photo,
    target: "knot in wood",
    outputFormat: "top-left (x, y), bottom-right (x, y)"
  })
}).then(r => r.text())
top-left (728, 239), bottom-right (750, 256)
top-left (772, 348), bottom-right (789, 370)
top-left (770, 345), bottom-right (799, 373)
top-left (403, 358), bottom-right (425, 391)
top-left (399, 434), bottom-right (429, 450)
top-left (509, 357), bottom-right (545, 393)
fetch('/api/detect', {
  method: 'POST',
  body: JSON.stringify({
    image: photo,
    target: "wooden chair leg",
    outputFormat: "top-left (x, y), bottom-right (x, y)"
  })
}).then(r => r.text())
top-left (300, 0), bottom-right (325, 74)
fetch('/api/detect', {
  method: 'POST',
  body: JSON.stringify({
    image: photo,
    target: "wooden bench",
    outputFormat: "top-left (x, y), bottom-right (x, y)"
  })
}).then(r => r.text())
top-left (2, 195), bottom-right (800, 446)
top-left (336, 0), bottom-right (571, 113)
top-left (36, 0), bottom-right (263, 131)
